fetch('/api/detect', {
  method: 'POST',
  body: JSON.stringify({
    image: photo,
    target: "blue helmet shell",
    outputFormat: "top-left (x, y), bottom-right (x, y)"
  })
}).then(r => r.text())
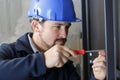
top-left (27, 0), bottom-right (81, 22)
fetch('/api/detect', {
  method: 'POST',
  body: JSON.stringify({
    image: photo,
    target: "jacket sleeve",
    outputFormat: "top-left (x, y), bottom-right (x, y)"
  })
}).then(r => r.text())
top-left (0, 44), bottom-right (47, 80)
top-left (90, 71), bottom-right (98, 80)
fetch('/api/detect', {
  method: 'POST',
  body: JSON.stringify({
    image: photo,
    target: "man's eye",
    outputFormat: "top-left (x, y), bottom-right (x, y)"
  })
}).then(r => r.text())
top-left (56, 26), bottom-right (61, 29)
top-left (66, 26), bottom-right (70, 29)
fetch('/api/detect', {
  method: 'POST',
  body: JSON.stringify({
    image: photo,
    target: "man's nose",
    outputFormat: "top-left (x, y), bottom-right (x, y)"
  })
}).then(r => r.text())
top-left (59, 29), bottom-right (68, 38)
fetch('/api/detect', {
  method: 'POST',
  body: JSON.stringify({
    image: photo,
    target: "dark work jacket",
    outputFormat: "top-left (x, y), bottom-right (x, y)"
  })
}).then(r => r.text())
top-left (0, 33), bottom-right (80, 80)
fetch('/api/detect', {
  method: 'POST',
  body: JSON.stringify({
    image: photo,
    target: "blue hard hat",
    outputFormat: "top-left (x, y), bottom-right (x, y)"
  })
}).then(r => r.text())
top-left (27, 0), bottom-right (81, 22)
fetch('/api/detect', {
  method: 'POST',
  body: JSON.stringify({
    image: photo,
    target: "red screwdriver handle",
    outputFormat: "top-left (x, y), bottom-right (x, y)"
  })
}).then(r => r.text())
top-left (74, 49), bottom-right (86, 55)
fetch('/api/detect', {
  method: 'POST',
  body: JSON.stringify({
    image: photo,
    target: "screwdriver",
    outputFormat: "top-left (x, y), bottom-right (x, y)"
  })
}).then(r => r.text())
top-left (74, 49), bottom-right (101, 55)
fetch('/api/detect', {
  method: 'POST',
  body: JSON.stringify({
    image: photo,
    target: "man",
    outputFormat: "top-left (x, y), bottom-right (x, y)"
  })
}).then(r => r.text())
top-left (0, 0), bottom-right (106, 80)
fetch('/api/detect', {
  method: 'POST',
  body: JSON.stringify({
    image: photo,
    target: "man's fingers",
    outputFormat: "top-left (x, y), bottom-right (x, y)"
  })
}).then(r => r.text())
top-left (93, 56), bottom-right (106, 63)
top-left (63, 46), bottom-right (78, 57)
top-left (56, 55), bottom-right (68, 68)
top-left (92, 62), bottom-right (106, 69)
top-left (98, 50), bottom-right (106, 57)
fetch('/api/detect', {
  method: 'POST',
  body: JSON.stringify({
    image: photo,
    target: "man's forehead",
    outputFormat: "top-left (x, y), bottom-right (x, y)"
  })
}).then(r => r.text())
top-left (46, 20), bottom-right (71, 26)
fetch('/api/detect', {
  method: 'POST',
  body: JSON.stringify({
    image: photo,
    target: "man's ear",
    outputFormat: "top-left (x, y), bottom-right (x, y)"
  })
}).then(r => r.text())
top-left (31, 20), bottom-right (41, 32)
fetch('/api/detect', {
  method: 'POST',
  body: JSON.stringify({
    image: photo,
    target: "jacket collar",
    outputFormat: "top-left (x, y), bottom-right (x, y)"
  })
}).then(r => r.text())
top-left (15, 32), bottom-right (34, 53)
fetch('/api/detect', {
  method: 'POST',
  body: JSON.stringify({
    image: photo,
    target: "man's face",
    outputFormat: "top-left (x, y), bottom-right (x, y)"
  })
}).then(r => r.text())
top-left (38, 20), bottom-right (71, 49)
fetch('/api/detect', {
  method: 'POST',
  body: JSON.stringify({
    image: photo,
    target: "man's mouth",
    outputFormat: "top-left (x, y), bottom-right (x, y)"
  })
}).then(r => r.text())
top-left (55, 39), bottom-right (67, 45)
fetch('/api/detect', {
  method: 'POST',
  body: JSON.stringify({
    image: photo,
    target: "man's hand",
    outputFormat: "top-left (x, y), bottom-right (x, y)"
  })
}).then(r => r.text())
top-left (92, 50), bottom-right (106, 80)
top-left (44, 45), bottom-right (78, 68)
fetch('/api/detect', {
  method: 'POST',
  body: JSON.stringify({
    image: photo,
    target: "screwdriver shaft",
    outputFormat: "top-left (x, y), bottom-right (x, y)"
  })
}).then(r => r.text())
top-left (85, 50), bottom-right (102, 53)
